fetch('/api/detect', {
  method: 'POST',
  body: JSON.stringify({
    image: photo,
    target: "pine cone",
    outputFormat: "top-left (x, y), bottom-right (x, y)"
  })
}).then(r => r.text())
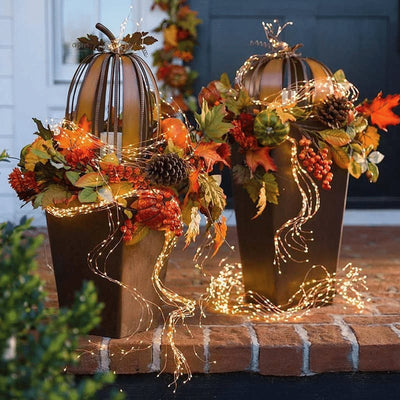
top-left (316, 95), bottom-right (350, 128)
top-left (146, 153), bottom-right (188, 186)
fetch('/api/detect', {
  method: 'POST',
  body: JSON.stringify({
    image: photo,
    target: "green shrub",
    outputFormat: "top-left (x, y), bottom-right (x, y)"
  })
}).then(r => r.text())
top-left (0, 218), bottom-right (124, 399)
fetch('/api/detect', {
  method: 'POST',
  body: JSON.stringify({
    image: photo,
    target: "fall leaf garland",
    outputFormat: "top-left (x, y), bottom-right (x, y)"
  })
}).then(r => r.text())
top-left (152, 0), bottom-right (202, 111)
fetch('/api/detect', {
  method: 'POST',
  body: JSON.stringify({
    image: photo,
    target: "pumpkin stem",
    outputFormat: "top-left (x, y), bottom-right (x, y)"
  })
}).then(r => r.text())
top-left (95, 23), bottom-right (116, 42)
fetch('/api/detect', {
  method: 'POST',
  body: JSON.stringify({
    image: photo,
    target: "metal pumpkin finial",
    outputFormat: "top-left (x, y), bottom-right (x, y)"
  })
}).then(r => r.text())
top-left (65, 23), bottom-right (161, 150)
top-left (236, 21), bottom-right (333, 106)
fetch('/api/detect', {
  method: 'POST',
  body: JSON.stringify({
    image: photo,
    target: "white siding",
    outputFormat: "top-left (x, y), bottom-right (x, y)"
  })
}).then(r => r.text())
top-left (0, 0), bottom-right (15, 222)
top-left (0, 0), bottom-right (164, 225)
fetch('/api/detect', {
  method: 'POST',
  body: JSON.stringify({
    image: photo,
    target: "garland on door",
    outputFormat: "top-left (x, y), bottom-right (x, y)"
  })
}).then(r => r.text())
top-left (151, 0), bottom-right (202, 111)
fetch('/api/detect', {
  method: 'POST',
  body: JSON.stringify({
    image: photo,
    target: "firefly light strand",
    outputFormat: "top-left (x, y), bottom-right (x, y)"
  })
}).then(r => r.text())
top-left (273, 137), bottom-right (320, 272)
top-left (205, 262), bottom-right (369, 322)
top-left (151, 230), bottom-right (197, 392)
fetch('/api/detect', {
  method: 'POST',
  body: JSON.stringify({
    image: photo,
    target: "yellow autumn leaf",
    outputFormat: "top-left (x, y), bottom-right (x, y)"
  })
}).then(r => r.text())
top-left (252, 182), bottom-right (267, 219)
top-left (357, 126), bottom-right (380, 151)
top-left (184, 206), bottom-right (201, 248)
top-left (163, 24), bottom-right (178, 47)
top-left (274, 106), bottom-right (296, 124)
top-left (25, 138), bottom-right (52, 171)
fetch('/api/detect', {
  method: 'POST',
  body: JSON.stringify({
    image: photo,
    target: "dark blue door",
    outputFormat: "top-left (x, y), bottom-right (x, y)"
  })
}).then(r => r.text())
top-left (191, 0), bottom-right (400, 208)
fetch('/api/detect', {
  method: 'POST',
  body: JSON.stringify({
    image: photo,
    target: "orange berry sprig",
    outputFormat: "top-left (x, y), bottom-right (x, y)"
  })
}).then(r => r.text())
top-left (120, 189), bottom-right (183, 242)
top-left (298, 137), bottom-right (333, 190)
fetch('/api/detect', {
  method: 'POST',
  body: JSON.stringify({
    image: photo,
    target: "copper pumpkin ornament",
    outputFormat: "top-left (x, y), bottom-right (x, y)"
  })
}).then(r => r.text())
top-left (236, 21), bottom-right (333, 107)
top-left (65, 23), bottom-right (161, 148)
top-left (232, 21), bottom-right (348, 306)
top-left (47, 24), bottom-right (167, 338)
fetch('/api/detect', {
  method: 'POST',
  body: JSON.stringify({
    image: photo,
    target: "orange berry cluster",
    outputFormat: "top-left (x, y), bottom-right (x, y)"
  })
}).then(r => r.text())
top-left (120, 218), bottom-right (135, 242)
top-left (102, 164), bottom-right (149, 189)
top-left (298, 137), bottom-right (333, 190)
top-left (120, 189), bottom-right (183, 242)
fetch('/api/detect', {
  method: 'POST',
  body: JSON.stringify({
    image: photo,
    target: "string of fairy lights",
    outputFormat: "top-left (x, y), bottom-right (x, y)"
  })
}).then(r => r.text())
top-left (46, 21), bottom-right (371, 391)
top-left (45, 115), bottom-right (370, 391)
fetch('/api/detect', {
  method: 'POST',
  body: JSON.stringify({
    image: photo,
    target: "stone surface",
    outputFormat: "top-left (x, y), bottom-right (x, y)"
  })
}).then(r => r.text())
top-left (351, 325), bottom-right (400, 371)
top-left (67, 335), bottom-right (101, 374)
top-left (208, 326), bottom-right (251, 373)
top-left (305, 325), bottom-right (353, 373)
top-left (256, 325), bottom-right (303, 375)
top-left (161, 325), bottom-right (205, 374)
top-left (109, 330), bottom-right (153, 374)
top-left (36, 226), bottom-right (400, 376)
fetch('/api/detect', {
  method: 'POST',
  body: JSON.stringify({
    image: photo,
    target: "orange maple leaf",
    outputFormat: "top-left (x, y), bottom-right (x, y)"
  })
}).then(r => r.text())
top-left (245, 147), bottom-right (277, 173)
top-left (78, 114), bottom-right (92, 132)
top-left (212, 216), bottom-right (227, 257)
top-left (194, 142), bottom-right (230, 172)
top-left (54, 128), bottom-right (100, 151)
top-left (356, 92), bottom-right (400, 131)
top-left (182, 167), bottom-right (201, 209)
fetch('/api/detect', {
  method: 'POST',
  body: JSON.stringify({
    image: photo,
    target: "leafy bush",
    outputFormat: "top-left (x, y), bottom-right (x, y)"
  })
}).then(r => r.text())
top-left (0, 218), bottom-right (124, 399)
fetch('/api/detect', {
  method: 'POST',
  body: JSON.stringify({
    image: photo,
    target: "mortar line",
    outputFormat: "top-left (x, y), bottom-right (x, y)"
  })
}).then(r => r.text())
top-left (203, 326), bottom-right (211, 373)
top-left (333, 315), bottom-right (359, 371)
top-left (244, 322), bottom-right (259, 372)
top-left (97, 337), bottom-right (111, 373)
top-left (294, 324), bottom-right (312, 376)
top-left (150, 325), bottom-right (163, 372)
top-left (390, 323), bottom-right (400, 338)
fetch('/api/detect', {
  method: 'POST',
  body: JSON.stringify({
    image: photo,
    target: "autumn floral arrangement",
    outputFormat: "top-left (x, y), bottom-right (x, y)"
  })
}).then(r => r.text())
top-left (194, 70), bottom-right (400, 214)
top-left (9, 115), bottom-right (228, 250)
top-left (152, 0), bottom-right (202, 111)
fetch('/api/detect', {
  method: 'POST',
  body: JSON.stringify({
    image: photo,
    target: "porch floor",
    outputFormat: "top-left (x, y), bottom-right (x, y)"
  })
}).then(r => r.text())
top-left (37, 227), bottom-right (400, 380)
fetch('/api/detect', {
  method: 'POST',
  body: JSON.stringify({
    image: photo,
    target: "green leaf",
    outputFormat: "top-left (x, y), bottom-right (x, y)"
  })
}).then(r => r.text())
top-left (198, 173), bottom-right (226, 220)
top-left (219, 72), bottom-right (231, 88)
top-left (0, 149), bottom-right (10, 162)
top-left (333, 69), bottom-right (346, 83)
top-left (348, 158), bottom-right (362, 179)
top-left (176, 12), bottom-right (202, 37)
top-left (164, 138), bottom-right (185, 157)
top-left (74, 172), bottom-right (107, 188)
top-left (346, 125), bottom-right (356, 140)
top-left (30, 148), bottom-right (51, 159)
top-left (78, 187), bottom-right (98, 203)
top-left (195, 100), bottom-right (233, 142)
top-left (319, 129), bottom-right (351, 147)
top-left (262, 172), bottom-right (279, 205)
top-left (367, 162), bottom-right (379, 183)
top-left (41, 185), bottom-right (72, 207)
top-left (243, 177), bottom-right (262, 203)
top-left (351, 143), bottom-right (363, 154)
top-left (66, 171), bottom-right (80, 185)
top-left (225, 88), bottom-right (252, 116)
top-left (330, 145), bottom-right (351, 169)
top-left (33, 192), bottom-right (44, 209)
top-left (32, 118), bottom-right (53, 140)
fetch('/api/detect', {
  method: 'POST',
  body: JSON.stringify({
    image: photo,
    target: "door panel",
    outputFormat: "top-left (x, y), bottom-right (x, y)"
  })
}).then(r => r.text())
top-left (191, 0), bottom-right (400, 208)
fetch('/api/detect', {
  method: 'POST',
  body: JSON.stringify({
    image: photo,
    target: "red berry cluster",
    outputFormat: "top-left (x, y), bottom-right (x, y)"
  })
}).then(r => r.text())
top-left (134, 190), bottom-right (183, 235)
top-left (120, 218), bottom-right (136, 242)
top-left (102, 164), bottom-right (149, 190)
top-left (120, 189), bottom-right (183, 242)
top-left (298, 137), bottom-right (333, 190)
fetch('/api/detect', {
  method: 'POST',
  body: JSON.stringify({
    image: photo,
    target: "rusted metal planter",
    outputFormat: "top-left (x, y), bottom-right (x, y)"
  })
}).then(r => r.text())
top-left (231, 128), bottom-right (349, 306)
top-left (46, 207), bottom-right (166, 338)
